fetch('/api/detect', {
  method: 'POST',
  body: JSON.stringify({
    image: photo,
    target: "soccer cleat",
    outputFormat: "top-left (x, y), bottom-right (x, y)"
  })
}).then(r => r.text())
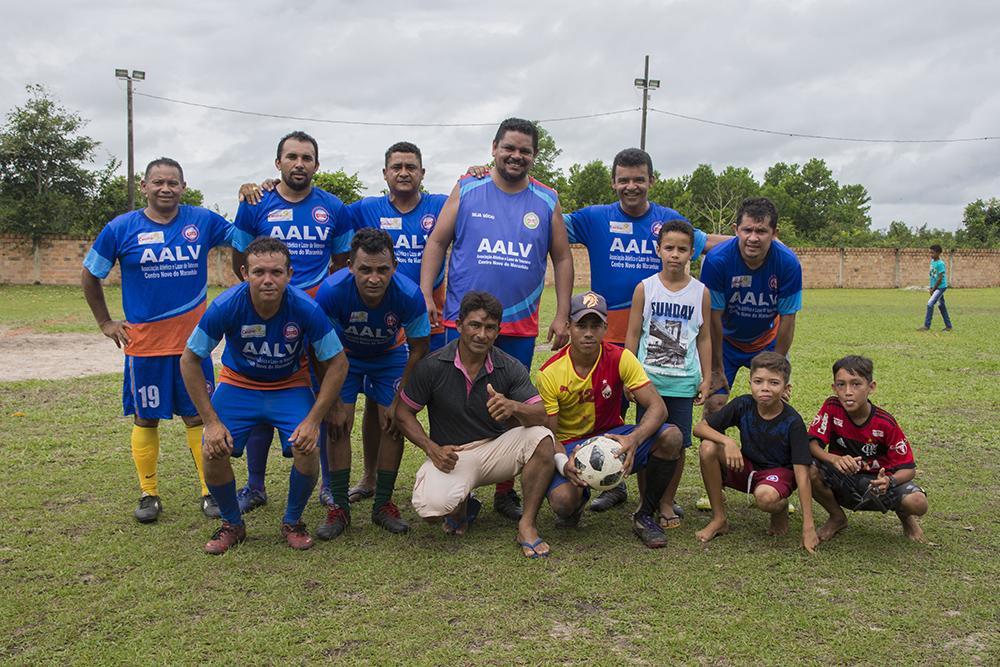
top-left (493, 489), bottom-right (523, 522)
top-left (318, 486), bottom-right (335, 507)
top-left (280, 522), bottom-right (315, 550)
top-left (315, 505), bottom-right (351, 540)
top-left (589, 482), bottom-right (627, 512)
top-left (632, 512), bottom-right (668, 549)
top-left (134, 495), bottom-right (162, 523)
top-left (204, 521), bottom-right (246, 555)
top-left (236, 485), bottom-right (268, 514)
top-left (372, 501), bottom-right (410, 534)
top-left (200, 494), bottom-right (221, 519)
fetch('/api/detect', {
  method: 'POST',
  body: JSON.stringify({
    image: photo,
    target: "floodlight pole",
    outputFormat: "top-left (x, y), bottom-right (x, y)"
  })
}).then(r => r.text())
top-left (633, 56), bottom-right (660, 151)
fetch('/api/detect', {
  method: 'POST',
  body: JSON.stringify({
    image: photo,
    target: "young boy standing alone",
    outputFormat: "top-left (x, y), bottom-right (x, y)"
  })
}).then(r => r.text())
top-left (920, 244), bottom-right (952, 331)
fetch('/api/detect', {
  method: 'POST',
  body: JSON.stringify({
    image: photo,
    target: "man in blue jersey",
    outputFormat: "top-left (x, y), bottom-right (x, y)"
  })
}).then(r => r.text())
top-left (313, 228), bottom-right (431, 538)
top-left (82, 157), bottom-right (233, 523)
top-left (420, 117), bottom-right (575, 522)
top-left (562, 148), bottom-right (729, 515)
top-left (181, 237), bottom-right (348, 554)
top-left (229, 131), bottom-right (353, 516)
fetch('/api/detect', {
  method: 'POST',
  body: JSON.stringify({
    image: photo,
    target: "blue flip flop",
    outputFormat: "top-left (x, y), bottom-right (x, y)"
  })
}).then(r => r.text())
top-left (443, 495), bottom-right (482, 534)
top-left (517, 537), bottom-right (550, 559)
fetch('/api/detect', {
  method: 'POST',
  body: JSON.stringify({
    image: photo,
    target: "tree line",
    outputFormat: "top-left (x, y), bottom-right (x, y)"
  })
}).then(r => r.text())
top-left (1, 85), bottom-right (997, 248)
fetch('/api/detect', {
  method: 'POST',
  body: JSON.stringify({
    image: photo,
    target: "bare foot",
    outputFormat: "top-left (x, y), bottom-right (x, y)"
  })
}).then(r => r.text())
top-left (442, 499), bottom-right (468, 536)
top-left (901, 515), bottom-right (927, 543)
top-left (768, 509), bottom-right (789, 536)
top-left (817, 515), bottom-right (848, 542)
top-left (695, 517), bottom-right (730, 542)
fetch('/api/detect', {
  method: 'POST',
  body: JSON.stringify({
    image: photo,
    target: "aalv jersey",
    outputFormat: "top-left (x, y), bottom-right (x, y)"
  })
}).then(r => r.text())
top-left (443, 175), bottom-right (557, 337)
top-left (313, 268), bottom-right (430, 359)
top-left (537, 341), bottom-right (650, 444)
top-left (232, 188), bottom-right (352, 292)
top-left (564, 203), bottom-right (707, 343)
top-left (637, 275), bottom-right (706, 397)
top-left (83, 206), bottom-right (233, 357)
top-left (808, 397), bottom-right (915, 473)
top-left (700, 238), bottom-right (803, 352)
top-left (186, 282), bottom-right (343, 390)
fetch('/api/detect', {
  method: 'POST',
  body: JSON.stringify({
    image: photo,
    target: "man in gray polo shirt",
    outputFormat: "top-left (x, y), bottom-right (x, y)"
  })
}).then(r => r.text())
top-left (395, 291), bottom-right (556, 558)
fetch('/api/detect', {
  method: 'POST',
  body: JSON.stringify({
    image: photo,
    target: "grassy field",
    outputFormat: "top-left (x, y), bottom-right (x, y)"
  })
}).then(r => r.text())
top-left (1, 286), bottom-right (999, 665)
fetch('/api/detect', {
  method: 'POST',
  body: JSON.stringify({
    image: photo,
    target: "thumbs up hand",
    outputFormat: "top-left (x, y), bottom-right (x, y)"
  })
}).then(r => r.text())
top-left (486, 383), bottom-right (514, 422)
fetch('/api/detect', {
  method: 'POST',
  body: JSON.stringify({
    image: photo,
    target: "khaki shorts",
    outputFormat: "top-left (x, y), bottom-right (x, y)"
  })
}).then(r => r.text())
top-left (411, 425), bottom-right (554, 518)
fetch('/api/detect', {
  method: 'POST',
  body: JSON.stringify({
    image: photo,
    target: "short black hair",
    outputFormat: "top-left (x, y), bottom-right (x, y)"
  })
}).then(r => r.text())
top-left (493, 118), bottom-right (538, 153)
top-left (930, 244), bottom-right (943, 253)
top-left (832, 355), bottom-right (874, 383)
top-left (384, 141), bottom-right (422, 167)
top-left (276, 131), bottom-right (319, 161)
top-left (611, 148), bottom-right (653, 181)
top-left (750, 351), bottom-right (791, 383)
top-left (735, 197), bottom-right (779, 230)
top-left (349, 227), bottom-right (396, 263)
top-left (245, 236), bottom-right (291, 269)
top-left (458, 291), bottom-right (503, 324)
top-left (657, 219), bottom-right (695, 245)
top-left (144, 157), bottom-right (184, 181)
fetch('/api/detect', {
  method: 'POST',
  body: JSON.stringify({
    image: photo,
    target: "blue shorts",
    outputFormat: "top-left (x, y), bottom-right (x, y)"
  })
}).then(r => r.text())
top-left (212, 383), bottom-right (315, 458)
top-left (714, 339), bottom-right (778, 396)
top-left (341, 349), bottom-right (406, 407)
top-left (123, 354), bottom-right (214, 420)
top-left (430, 331), bottom-right (447, 352)
top-left (548, 423), bottom-right (675, 494)
top-left (445, 328), bottom-right (535, 369)
top-left (637, 395), bottom-right (695, 448)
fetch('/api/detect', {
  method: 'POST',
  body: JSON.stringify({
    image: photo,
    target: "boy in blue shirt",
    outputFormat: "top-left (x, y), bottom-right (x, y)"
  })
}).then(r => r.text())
top-left (919, 244), bottom-right (953, 331)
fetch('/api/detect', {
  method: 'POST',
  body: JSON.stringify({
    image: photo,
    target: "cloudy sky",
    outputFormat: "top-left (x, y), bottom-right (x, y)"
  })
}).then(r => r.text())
top-left (3, 0), bottom-right (998, 230)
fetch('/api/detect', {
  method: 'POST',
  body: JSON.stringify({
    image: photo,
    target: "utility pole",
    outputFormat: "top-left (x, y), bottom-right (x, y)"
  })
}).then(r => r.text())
top-left (633, 55), bottom-right (660, 150)
top-left (115, 69), bottom-right (145, 211)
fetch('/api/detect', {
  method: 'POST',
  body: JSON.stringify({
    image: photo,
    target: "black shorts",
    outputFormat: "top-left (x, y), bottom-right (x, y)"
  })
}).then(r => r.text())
top-left (818, 463), bottom-right (924, 513)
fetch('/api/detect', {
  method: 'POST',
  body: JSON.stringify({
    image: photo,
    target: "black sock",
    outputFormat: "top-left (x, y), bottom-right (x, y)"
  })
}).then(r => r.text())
top-left (639, 455), bottom-right (677, 517)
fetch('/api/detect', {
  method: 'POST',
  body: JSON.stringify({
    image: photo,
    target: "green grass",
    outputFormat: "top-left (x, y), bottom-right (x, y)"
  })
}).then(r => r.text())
top-left (1, 287), bottom-right (999, 665)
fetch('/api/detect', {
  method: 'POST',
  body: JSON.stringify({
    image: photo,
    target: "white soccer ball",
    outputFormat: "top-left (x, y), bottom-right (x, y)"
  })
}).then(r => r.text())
top-left (572, 435), bottom-right (625, 491)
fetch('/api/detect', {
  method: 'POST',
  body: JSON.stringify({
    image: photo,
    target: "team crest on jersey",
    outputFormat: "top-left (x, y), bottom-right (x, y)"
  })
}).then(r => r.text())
top-left (731, 275), bottom-right (752, 288)
top-left (862, 442), bottom-right (878, 457)
top-left (268, 209), bottom-right (293, 222)
top-left (384, 312), bottom-right (399, 328)
top-left (601, 379), bottom-right (612, 400)
top-left (283, 323), bottom-right (301, 340)
top-left (872, 429), bottom-right (884, 437)
top-left (610, 221), bottom-right (633, 234)
top-left (765, 474), bottom-right (780, 483)
top-left (312, 207), bottom-right (330, 224)
top-left (137, 231), bottom-right (165, 245)
top-left (522, 212), bottom-right (540, 230)
top-left (241, 324), bottom-right (266, 338)
top-left (181, 224), bottom-right (200, 243)
top-left (893, 440), bottom-right (908, 455)
top-left (420, 214), bottom-right (436, 232)
top-left (350, 311), bottom-right (368, 323)
top-left (769, 275), bottom-right (778, 290)
top-left (380, 217), bottom-right (402, 230)
top-left (650, 222), bottom-right (662, 238)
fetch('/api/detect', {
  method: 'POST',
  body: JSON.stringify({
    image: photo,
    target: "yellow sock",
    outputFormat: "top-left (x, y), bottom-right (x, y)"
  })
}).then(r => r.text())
top-left (186, 424), bottom-right (209, 497)
top-left (131, 425), bottom-right (160, 496)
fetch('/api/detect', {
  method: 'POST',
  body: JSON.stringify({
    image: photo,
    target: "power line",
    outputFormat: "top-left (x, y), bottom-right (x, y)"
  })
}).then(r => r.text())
top-left (649, 107), bottom-right (999, 144)
top-left (133, 91), bottom-right (639, 127)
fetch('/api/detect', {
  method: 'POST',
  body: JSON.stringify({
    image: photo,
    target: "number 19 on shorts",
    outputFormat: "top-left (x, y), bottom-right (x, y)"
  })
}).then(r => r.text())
top-left (137, 385), bottom-right (160, 409)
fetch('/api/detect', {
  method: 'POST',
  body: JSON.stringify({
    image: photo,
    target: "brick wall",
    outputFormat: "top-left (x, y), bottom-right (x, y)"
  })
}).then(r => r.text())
top-left (3, 235), bottom-right (1000, 289)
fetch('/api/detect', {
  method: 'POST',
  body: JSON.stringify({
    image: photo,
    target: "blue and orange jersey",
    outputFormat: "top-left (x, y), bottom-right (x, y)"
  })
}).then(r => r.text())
top-left (313, 268), bottom-right (429, 359)
top-left (564, 202), bottom-right (706, 344)
top-left (83, 206), bottom-right (233, 357)
top-left (443, 175), bottom-right (557, 337)
top-left (699, 238), bottom-right (802, 352)
top-left (232, 188), bottom-right (353, 292)
top-left (537, 341), bottom-right (651, 444)
top-left (186, 282), bottom-right (343, 390)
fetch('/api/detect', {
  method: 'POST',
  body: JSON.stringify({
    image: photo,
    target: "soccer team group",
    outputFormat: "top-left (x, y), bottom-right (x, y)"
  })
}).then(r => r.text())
top-left (81, 118), bottom-right (930, 558)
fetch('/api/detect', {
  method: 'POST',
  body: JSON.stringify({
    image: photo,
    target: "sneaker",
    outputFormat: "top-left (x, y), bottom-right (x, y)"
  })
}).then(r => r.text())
top-left (917, 326), bottom-right (930, 332)
top-left (632, 512), bottom-right (668, 549)
top-left (372, 501), bottom-right (410, 534)
top-left (493, 489), bottom-right (523, 522)
top-left (696, 496), bottom-right (712, 511)
top-left (204, 521), bottom-right (246, 555)
top-left (134, 495), bottom-right (162, 523)
top-left (280, 522), bottom-right (315, 550)
top-left (200, 495), bottom-right (221, 519)
top-left (943, 327), bottom-right (953, 332)
top-left (318, 486), bottom-right (334, 507)
top-left (589, 483), bottom-right (627, 512)
top-left (236, 485), bottom-right (268, 514)
top-left (315, 505), bottom-right (351, 541)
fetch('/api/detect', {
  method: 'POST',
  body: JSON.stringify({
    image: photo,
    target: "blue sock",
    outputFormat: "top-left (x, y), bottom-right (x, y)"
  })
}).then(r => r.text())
top-left (283, 465), bottom-right (318, 525)
top-left (318, 422), bottom-right (332, 490)
top-left (208, 479), bottom-right (243, 525)
top-left (245, 425), bottom-right (274, 492)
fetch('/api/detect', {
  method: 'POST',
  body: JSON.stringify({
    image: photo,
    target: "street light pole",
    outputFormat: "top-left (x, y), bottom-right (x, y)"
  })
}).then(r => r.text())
top-left (115, 69), bottom-right (145, 211)
top-left (633, 55), bottom-right (660, 151)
